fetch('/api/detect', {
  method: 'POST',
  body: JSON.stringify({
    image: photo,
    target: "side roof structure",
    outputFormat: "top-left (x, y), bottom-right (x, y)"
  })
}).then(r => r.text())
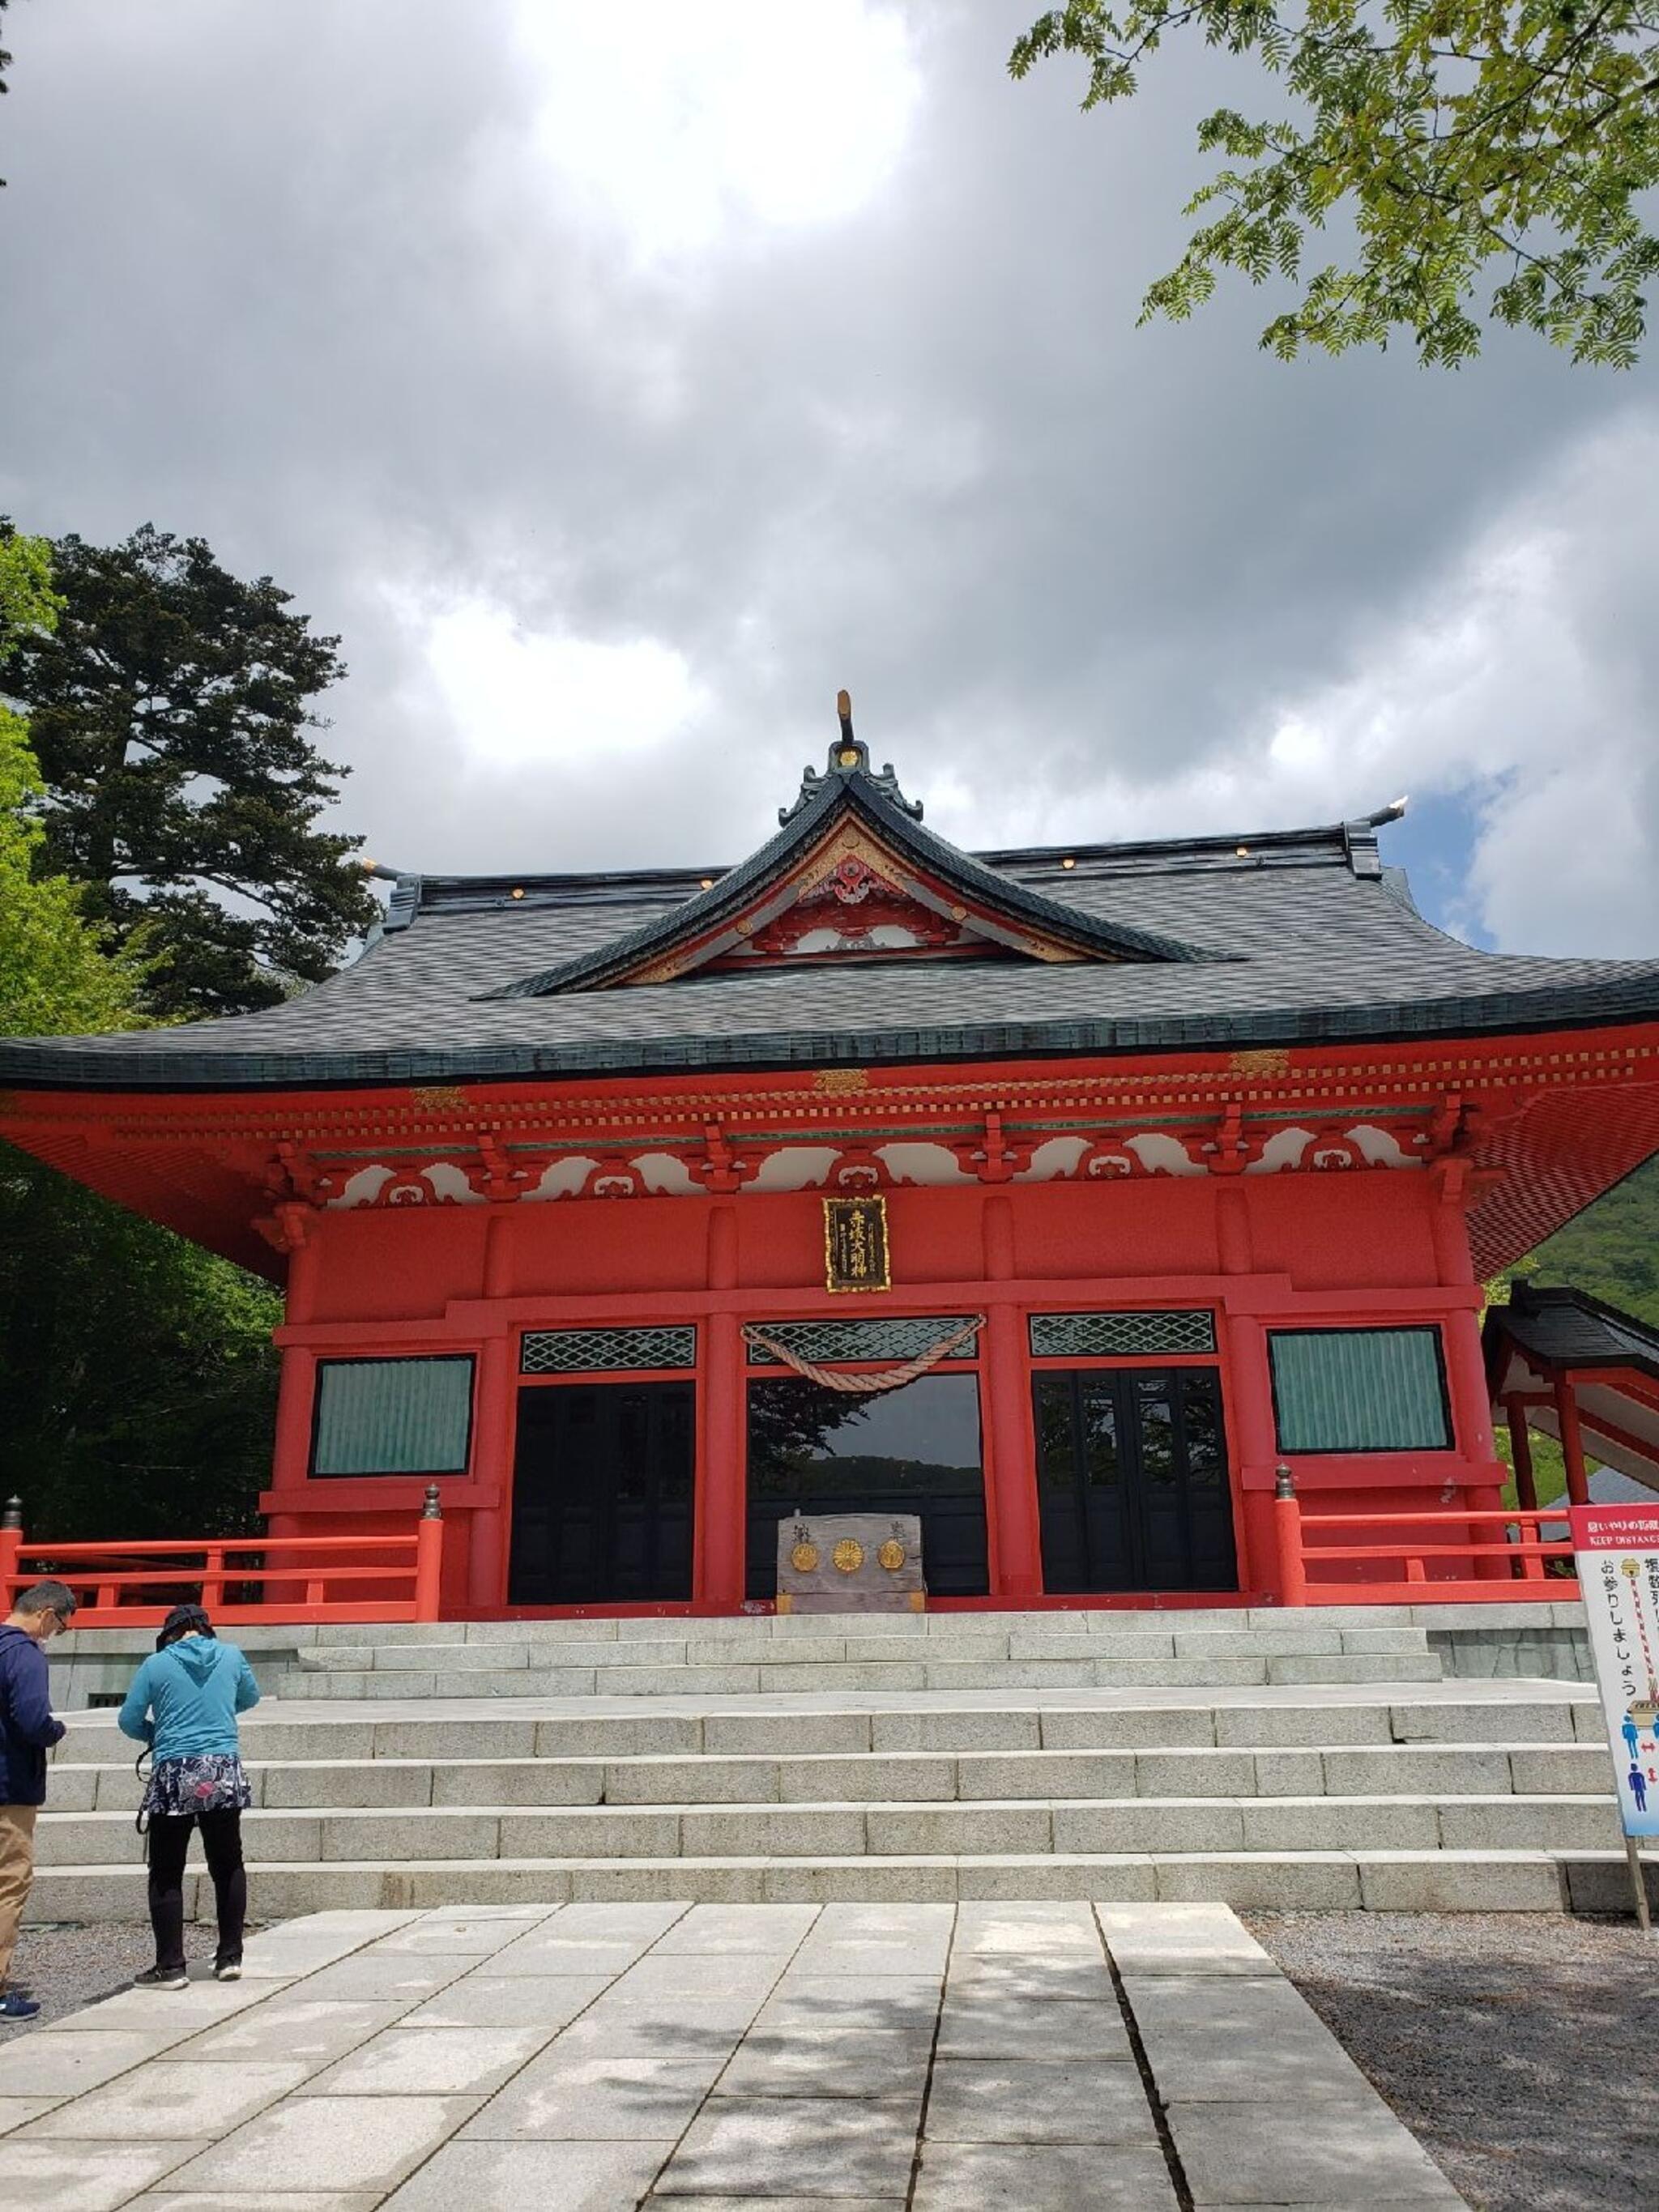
top-left (6, 722), bottom-right (1659, 1092)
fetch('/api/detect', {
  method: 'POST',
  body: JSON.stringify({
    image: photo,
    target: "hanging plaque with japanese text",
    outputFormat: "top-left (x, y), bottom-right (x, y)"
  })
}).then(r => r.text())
top-left (1570, 1506), bottom-right (1659, 1841)
top-left (823, 1194), bottom-right (890, 1294)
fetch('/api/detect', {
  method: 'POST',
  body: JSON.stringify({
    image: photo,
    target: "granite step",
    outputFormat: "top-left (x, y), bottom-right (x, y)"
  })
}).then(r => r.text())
top-left (277, 1652), bottom-right (1447, 1698)
top-left (31, 1791), bottom-right (1628, 1869)
top-left (23, 1845), bottom-right (1655, 1920)
top-left (40, 1740), bottom-right (1614, 1812)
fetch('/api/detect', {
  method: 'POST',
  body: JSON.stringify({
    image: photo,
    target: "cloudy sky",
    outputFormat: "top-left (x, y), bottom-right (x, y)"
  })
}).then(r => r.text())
top-left (2, 0), bottom-right (1657, 957)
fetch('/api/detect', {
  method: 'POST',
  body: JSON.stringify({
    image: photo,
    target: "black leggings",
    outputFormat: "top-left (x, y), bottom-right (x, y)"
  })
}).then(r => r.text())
top-left (146, 1808), bottom-right (246, 1971)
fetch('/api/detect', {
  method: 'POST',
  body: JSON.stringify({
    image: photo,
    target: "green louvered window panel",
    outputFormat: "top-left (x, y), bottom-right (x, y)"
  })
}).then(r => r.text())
top-left (1029, 1311), bottom-right (1217, 1357)
top-left (1268, 1329), bottom-right (1451, 1454)
top-left (311, 1356), bottom-right (475, 1477)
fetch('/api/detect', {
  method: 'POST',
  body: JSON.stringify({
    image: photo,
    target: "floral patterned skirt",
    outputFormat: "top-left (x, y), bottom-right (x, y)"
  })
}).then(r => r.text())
top-left (141, 1753), bottom-right (252, 1819)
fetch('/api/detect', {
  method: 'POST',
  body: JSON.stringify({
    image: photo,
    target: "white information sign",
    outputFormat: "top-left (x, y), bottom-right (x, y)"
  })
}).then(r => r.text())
top-left (1570, 1506), bottom-right (1659, 1843)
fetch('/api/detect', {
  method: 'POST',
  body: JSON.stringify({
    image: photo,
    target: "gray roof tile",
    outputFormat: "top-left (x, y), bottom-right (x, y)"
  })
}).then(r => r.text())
top-left (6, 787), bottom-right (1659, 1090)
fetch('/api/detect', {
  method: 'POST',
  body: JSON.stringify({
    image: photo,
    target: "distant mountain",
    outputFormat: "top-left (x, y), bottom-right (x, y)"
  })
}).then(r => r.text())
top-left (1508, 1155), bottom-right (1659, 1328)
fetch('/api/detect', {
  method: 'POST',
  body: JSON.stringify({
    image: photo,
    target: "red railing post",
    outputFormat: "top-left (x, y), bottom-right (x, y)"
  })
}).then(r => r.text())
top-left (1273, 1466), bottom-right (1307, 1606)
top-left (413, 1485), bottom-right (445, 1622)
top-left (201, 1545), bottom-right (225, 1613)
top-left (0, 1497), bottom-right (22, 1610)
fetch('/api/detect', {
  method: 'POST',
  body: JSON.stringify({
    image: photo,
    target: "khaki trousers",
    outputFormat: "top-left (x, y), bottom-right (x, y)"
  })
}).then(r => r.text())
top-left (0, 1804), bottom-right (39, 1988)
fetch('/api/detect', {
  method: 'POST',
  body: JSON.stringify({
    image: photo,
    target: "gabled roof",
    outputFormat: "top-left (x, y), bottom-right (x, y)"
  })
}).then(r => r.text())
top-left (6, 719), bottom-right (1659, 1093)
top-left (483, 727), bottom-right (1212, 998)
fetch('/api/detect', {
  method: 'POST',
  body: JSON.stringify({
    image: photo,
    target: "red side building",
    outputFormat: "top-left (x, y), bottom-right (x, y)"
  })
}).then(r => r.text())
top-left (6, 717), bottom-right (1659, 1617)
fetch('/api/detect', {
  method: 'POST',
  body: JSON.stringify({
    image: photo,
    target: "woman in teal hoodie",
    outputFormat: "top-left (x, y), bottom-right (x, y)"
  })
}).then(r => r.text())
top-left (117, 1605), bottom-right (260, 1988)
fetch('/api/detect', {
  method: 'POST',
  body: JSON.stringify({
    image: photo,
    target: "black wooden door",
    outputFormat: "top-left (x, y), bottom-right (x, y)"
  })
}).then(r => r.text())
top-left (1032, 1367), bottom-right (1235, 1593)
top-left (508, 1381), bottom-right (695, 1606)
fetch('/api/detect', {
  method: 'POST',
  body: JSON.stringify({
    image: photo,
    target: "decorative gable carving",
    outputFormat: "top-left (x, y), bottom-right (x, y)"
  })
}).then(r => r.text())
top-left (481, 697), bottom-right (1209, 1002)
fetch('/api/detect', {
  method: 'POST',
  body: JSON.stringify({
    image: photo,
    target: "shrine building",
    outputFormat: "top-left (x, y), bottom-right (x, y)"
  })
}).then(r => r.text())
top-left (7, 704), bottom-right (1659, 1619)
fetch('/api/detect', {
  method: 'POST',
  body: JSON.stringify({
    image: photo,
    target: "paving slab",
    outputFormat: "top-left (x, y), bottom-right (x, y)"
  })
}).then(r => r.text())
top-left (935, 1991), bottom-right (1132, 2061)
top-left (913, 2139), bottom-right (1179, 2210)
top-left (399, 1971), bottom-right (611, 2029)
top-left (0, 2095), bottom-right (63, 2134)
top-left (0, 1899), bottom-right (1471, 2211)
top-left (1166, 2097), bottom-right (1465, 2206)
top-left (716, 2027), bottom-right (934, 2100)
top-left (137, 2197), bottom-right (382, 2211)
top-left (1124, 1975), bottom-right (1377, 2101)
top-left (923, 2058), bottom-right (1158, 2144)
top-left (1096, 1900), bottom-right (1277, 1976)
top-left (136, 2196), bottom-right (382, 2211)
top-left (300, 2023), bottom-right (556, 2096)
top-left (651, 1903), bottom-right (819, 1953)
top-left (284, 1952), bottom-right (478, 2001)
top-left (753, 1975), bottom-right (943, 2034)
top-left (0, 2028), bottom-right (182, 2097)
top-left (656, 2095), bottom-right (919, 2198)
top-left (946, 1949), bottom-right (1115, 2000)
top-left (644, 2201), bottom-right (903, 2211)
top-left (382, 2136), bottom-right (674, 2210)
top-left (19, 2059), bottom-right (308, 2146)
top-left (164, 2092), bottom-right (481, 2193)
top-left (0, 2137), bottom-right (207, 2206)
top-left (463, 2050), bottom-right (727, 2138)
top-left (363, 1912), bottom-right (556, 1955)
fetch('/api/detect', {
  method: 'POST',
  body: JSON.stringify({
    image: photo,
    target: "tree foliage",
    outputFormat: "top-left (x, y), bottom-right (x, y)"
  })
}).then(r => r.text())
top-left (5, 526), bottom-right (379, 1019)
top-left (0, 531), bottom-right (146, 1036)
top-left (0, 527), bottom-right (280, 1541)
top-left (1012, 0), bottom-right (1659, 365)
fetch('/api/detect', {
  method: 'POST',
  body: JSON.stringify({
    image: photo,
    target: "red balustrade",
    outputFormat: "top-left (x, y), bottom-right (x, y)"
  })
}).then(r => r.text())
top-left (1272, 1469), bottom-right (1577, 1605)
top-left (0, 1491), bottom-right (444, 1626)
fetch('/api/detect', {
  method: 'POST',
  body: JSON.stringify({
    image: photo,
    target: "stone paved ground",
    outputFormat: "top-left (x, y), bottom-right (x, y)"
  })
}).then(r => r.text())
top-left (0, 1899), bottom-right (1465, 2210)
top-left (1247, 1911), bottom-right (1659, 2212)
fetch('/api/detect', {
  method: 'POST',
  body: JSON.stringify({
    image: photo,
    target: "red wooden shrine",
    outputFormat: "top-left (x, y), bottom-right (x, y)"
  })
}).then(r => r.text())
top-left (7, 705), bottom-right (1659, 1617)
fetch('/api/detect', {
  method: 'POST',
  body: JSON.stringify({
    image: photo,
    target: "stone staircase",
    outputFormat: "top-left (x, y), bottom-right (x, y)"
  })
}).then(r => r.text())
top-left (274, 1608), bottom-right (1449, 1699)
top-left (29, 1606), bottom-right (1648, 1922)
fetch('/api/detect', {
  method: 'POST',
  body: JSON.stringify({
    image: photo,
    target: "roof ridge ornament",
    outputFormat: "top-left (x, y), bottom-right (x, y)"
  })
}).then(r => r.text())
top-left (779, 689), bottom-right (923, 825)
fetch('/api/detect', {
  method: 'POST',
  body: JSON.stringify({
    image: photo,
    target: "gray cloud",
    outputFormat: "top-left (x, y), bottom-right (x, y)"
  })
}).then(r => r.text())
top-left (1, 0), bottom-right (1653, 947)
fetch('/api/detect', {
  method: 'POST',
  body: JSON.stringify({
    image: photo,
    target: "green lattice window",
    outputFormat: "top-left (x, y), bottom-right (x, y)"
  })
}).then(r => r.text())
top-left (521, 1327), bottom-right (697, 1375)
top-left (1029, 1311), bottom-right (1217, 1358)
top-left (744, 1317), bottom-right (980, 1366)
top-left (310, 1356), bottom-right (474, 1477)
top-left (1269, 1328), bottom-right (1452, 1453)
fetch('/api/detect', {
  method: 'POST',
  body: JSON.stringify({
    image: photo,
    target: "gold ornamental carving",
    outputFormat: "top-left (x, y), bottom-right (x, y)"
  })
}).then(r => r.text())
top-left (789, 1542), bottom-right (821, 1574)
top-left (877, 1540), bottom-right (906, 1571)
top-left (832, 1539), bottom-right (865, 1574)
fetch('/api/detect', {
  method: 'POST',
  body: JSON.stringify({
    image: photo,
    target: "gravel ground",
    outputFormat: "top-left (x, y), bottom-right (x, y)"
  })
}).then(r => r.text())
top-left (1245, 1911), bottom-right (1659, 2212)
top-left (1, 1920), bottom-right (267, 2036)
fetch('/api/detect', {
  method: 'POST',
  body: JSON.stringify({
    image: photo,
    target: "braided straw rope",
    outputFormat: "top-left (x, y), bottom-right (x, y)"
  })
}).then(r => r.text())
top-left (740, 1316), bottom-right (985, 1395)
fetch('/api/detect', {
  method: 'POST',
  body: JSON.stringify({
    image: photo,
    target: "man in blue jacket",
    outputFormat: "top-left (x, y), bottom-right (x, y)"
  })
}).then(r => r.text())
top-left (0, 1579), bottom-right (76, 2022)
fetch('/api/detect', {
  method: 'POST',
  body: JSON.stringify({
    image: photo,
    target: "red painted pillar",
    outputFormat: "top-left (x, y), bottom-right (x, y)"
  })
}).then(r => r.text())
top-left (271, 1346), bottom-right (316, 1492)
top-left (698, 1312), bottom-right (747, 1608)
top-left (465, 1213), bottom-right (518, 1614)
top-left (983, 1304), bottom-right (1041, 1600)
top-left (1506, 1400), bottom-right (1539, 1511)
top-left (1441, 1299), bottom-right (1507, 1577)
top-left (981, 1196), bottom-right (1041, 1601)
top-left (467, 1333), bottom-right (514, 1613)
top-left (1555, 1375), bottom-right (1591, 1507)
top-left (1226, 1312), bottom-right (1277, 1596)
top-left (696, 1204), bottom-right (746, 1609)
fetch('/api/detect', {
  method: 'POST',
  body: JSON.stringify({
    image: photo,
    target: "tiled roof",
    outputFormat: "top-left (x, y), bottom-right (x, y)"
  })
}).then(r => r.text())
top-left (6, 757), bottom-right (1659, 1091)
top-left (1484, 1283), bottom-right (1659, 1383)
